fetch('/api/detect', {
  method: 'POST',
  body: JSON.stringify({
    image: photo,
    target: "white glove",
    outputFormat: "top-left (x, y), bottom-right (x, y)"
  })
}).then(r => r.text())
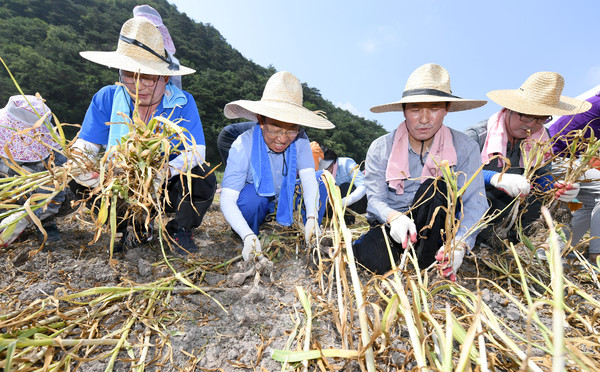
top-left (490, 173), bottom-right (530, 197)
top-left (152, 169), bottom-right (169, 195)
top-left (554, 181), bottom-right (580, 202)
top-left (0, 211), bottom-right (32, 246)
top-left (435, 244), bottom-right (466, 282)
top-left (73, 171), bottom-right (100, 188)
top-left (389, 214), bottom-right (417, 249)
top-left (242, 234), bottom-right (262, 261)
top-left (304, 217), bottom-right (320, 245)
top-left (70, 138), bottom-right (101, 188)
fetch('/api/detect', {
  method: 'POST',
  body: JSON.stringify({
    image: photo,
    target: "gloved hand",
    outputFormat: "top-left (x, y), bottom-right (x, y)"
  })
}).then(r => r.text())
top-left (242, 234), bottom-right (262, 261)
top-left (554, 181), bottom-right (580, 202)
top-left (304, 217), bottom-right (320, 245)
top-left (0, 211), bottom-right (32, 246)
top-left (389, 214), bottom-right (417, 249)
top-left (490, 173), bottom-right (530, 198)
top-left (69, 139), bottom-right (101, 189)
top-left (73, 170), bottom-right (100, 188)
top-left (435, 243), bottom-right (466, 282)
top-left (152, 169), bottom-right (169, 195)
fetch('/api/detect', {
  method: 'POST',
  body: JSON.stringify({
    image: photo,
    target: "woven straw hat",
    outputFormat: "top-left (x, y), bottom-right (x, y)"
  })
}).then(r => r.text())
top-left (80, 17), bottom-right (193, 76)
top-left (487, 71), bottom-right (592, 116)
top-left (0, 95), bottom-right (58, 162)
top-left (370, 63), bottom-right (487, 113)
top-left (224, 71), bottom-right (335, 129)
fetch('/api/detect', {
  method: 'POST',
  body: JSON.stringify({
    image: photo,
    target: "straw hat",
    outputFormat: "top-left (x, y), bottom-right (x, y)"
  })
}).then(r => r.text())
top-left (487, 71), bottom-right (592, 116)
top-left (224, 71), bottom-right (335, 129)
top-left (0, 95), bottom-right (58, 162)
top-left (370, 63), bottom-right (487, 113)
top-left (80, 17), bottom-right (193, 76)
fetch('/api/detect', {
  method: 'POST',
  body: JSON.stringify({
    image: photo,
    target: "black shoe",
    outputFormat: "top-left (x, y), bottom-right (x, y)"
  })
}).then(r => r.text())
top-left (37, 222), bottom-right (61, 243)
top-left (112, 226), bottom-right (154, 253)
top-left (170, 226), bottom-right (199, 256)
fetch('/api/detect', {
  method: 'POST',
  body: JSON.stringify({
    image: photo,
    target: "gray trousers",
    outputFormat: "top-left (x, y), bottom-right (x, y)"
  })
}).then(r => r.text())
top-left (571, 167), bottom-right (600, 254)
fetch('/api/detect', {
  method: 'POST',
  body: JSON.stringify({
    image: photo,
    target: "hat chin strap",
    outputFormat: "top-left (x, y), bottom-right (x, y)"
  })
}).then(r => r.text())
top-left (119, 34), bottom-right (179, 71)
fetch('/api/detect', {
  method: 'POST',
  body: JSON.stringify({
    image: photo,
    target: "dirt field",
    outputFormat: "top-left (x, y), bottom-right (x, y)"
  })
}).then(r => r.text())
top-left (1, 194), bottom-right (598, 371)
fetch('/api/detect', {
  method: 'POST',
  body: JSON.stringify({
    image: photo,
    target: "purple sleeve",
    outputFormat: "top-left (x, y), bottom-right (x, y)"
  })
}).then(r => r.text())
top-left (549, 94), bottom-right (600, 155)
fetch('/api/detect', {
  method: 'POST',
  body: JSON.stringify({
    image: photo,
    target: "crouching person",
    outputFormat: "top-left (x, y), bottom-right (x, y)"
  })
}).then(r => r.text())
top-left (465, 72), bottom-right (591, 249)
top-left (70, 17), bottom-right (216, 255)
top-left (0, 95), bottom-right (67, 246)
top-left (219, 71), bottom-right (335, 261)
top-left (315, 144), bottom-right (367, 225)
top-left (352, 63), bottom-right (489, 281)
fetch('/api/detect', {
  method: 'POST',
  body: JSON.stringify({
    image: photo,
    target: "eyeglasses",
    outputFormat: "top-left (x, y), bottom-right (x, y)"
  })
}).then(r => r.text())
top-left (119, 71), bottom-right (161, 87)
top-left (263, 124), bottom-right (299, 139)
top-left (515, 111), bottom-right (553, 125)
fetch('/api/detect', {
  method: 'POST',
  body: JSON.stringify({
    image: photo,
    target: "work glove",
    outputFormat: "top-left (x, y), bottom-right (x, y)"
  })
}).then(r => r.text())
top-left (69, 139), bottom-right (101, 189)
top-left (242, 234), bottom-right (262, 261)
top-left (389, 214), bottom-right (417, 249)
top-left (304, 217), bottom-right (320, 245)
top-left (152, 169), bottom-right (169, 195)
top-left (0, 211), bottom-right (32, 246)
top-left (554, 181), bottom-right (580, 202)
top-left (490, 173), bottom-right (530, 198)
top-left (72, 170), bottom-right (100, 188)
top-left (435, 243), bottom-right (466, 282)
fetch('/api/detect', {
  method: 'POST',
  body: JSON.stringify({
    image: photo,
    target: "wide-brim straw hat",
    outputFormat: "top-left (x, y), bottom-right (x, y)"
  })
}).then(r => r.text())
top-left (80, 17), bottom-right (194, 76)
top-left (370, 63), bottom-right (487, 113)
top-left (0, 95), bottom-right (58, 162)
top-left (487, 71), bottom-right (592, 116)
top-left (224, 71), bottom-right (335, 129)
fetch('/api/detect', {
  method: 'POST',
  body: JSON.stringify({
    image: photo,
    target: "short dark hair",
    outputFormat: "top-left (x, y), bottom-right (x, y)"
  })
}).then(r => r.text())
top-left (321, 145), bottom-right (338, 163)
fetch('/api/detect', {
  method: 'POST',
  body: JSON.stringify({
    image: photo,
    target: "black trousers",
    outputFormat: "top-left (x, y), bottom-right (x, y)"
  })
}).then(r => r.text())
top-left (69, 164), bottom-right (216, 233)
top-left (352, 178), bottom-right (451, 274)
top-left (339, 182), bottom-right (368, 214)
top-left (324, 182), bottom-right (368, 225)
top-left (476, 186), bottom-right (542, 247)
top-left (164, 165), bottom-right (217, 232)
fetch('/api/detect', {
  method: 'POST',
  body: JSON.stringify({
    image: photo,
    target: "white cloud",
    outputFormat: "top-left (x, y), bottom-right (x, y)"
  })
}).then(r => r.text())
top-left (335, 102), bottom-right (363, 118)
top-left (358, 24), bottom-right (403, 54)
top-left (359, 40), bottom-right (377, 54)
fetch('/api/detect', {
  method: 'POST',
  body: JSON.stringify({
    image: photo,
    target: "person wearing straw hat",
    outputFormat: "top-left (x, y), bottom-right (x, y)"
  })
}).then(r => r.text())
top-left (548, 90), bottom-right (600, 263)
top-left (352, 63), bottom-right (489, 281)
top-left (0, 95), bottom-right (67, 246)
top-left (219, 71), bottom-right (335, 261)
top-left (70, 17), bottom-right (216, 254)
top-left (315, 144), bottom-right (367, 225)
top-left (133, 4), bottom-right (182, 89)
top-left (465, 72), bottom-right (591, 249)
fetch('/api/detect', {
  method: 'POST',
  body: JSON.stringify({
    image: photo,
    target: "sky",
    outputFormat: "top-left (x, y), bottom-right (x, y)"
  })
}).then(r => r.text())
top-left (168, 0), bottom-right (600, 133)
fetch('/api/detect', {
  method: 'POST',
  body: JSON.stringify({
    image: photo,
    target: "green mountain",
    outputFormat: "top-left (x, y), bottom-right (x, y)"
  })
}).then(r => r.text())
top-left (0, 0), bottom-right (387, 165)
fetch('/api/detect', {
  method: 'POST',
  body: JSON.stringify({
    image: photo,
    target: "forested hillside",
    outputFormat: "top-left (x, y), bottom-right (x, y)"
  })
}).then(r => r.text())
top-left (0, 0), bottom-right (387, 165)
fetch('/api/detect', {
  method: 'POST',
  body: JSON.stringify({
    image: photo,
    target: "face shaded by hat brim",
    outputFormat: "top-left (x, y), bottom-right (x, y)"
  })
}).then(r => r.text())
top-left (224, 100), bottom-right (335, 130)
top-left (487, 90), bottom-right (592, 116)
top-left (370, 95), bottom-right (487, 113)
top-left (80, 51), bottom-right (194, 76)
